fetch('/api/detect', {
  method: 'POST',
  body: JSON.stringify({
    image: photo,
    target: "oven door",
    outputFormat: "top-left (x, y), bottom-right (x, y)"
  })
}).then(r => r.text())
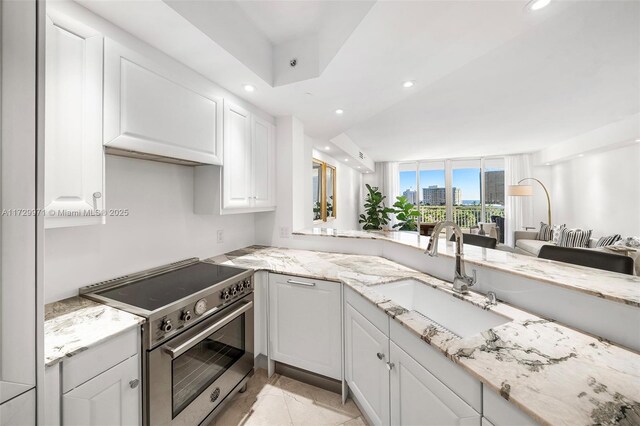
top-left (147, 293), bottom-right (254, 426)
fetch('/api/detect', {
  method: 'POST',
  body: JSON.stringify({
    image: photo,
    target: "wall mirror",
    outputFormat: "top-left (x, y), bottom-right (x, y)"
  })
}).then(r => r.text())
top-left (312, 159), bottom-right (337, 222)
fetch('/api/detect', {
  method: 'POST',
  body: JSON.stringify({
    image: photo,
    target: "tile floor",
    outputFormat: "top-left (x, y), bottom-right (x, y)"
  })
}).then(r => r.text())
top-left (208, 369), bottom-right (366, 426)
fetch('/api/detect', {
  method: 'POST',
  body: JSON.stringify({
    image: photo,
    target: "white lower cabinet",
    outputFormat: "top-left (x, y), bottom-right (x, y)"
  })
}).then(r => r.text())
top-left (482, 417), bottom-right (496, 426)
top-left (0, 389), bottom-right (35, 426)
top-left (482, 387), bottom-right (536, 426)
top-left (390, 342), bottom-right (480, 426)
top-left (63, 355), bottom-right (140, 426)
top-left (45, 328), bottom-right (141, 426)
top-left (344, 287), bottom-right (482, 426)
top-left (268, 273), bottom-right (341, 380)
top-left (344, 302), bottom-right (390, 426)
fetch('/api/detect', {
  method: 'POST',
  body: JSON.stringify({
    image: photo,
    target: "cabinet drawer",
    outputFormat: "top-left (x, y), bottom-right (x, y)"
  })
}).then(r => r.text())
top-left (345, 286), bottom-right (389, 336)
top-left (268, 274), bottom-right (342, 379)
top-left (390, 319), bottom-right (482, 412)
top-left (63, 328), bottom-right (139, 393)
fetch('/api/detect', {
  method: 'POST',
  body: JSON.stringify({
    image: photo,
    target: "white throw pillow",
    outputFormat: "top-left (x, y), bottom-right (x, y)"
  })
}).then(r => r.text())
top-left (551, 224), bottom-right (566, 245)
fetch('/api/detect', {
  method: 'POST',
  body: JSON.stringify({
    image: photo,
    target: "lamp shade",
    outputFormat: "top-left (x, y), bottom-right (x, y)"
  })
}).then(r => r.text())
top-left (507, 184), bottom-right (533, 196)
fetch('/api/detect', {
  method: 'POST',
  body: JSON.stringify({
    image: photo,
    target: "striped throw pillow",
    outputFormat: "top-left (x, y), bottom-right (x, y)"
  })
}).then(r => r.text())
top-left (537, 222), bottom-right (553, 241)
top-left (557, 228), bottom-right (593, 248)
top-left (596, 234), bottom-right (622, 247)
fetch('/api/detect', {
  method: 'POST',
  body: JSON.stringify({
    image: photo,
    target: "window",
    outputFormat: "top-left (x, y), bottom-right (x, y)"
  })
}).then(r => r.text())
top-left (419, 161), bottom-right (446, 224)
top-left (312, 159), bottom-right (337, 222)
top-left (452, 159), bottom-right (481, 231)
top-left (483, 158), bottom-right (505, 242)
top-left (399, 163), bottom-right (418, 206)
top-left (397, 157), bottom-right (505, 240)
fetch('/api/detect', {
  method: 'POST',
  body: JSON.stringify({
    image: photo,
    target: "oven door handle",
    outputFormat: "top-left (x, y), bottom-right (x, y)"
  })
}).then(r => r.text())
top-left (163, 300), bottom-right (253, 359)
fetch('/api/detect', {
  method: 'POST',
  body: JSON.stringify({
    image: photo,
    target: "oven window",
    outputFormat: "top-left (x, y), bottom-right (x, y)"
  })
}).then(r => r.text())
top-left (172, 314), bottom-right (245, 418)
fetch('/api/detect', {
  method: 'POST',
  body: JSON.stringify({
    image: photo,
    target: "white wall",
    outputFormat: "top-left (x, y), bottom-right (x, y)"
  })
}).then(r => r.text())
top-left (309, 146), bottom-right (362, 230)
top-left (44, 156), bottom-right (256, 303)
top-left (549, 143), bottom-right (640, 237)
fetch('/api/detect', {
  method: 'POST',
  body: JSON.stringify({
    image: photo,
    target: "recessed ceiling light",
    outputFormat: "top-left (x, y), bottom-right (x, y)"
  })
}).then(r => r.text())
top-left (243, 84), bottom-right (255, 92)
top-left (403, 80), bottom-right (415, 88)
top-left (344, 158), bottom-right (349, 162)
top-left (325, 146), bottom-right (331, 150)
top-left (545, 162), bottom-right (551, 166)
top-left (335, 109), bottom-right (344, 115)
top-left (578, 153), bottom-right (584, 157)
top-left (357, 166), bottom-right (361, 169)
top-left (635, 139), bottom-right (640, 142)
top-left (526, 0), bottom-right (551, 11)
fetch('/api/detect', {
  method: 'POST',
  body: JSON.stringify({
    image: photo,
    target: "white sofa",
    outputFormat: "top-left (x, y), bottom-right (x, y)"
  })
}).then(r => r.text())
top-left (513, 231), bottom-right (597, 257)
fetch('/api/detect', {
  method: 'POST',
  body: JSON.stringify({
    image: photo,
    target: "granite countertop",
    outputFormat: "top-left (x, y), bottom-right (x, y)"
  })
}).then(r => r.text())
top-left (44, 296), bottom-right (145, 367)
top-left (211, 245), bottom-right (640, 426)
top-left (293, 227), bottom-right (640, 308)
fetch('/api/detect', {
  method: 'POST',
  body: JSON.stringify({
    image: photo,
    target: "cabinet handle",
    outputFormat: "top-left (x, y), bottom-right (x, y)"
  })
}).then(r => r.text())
top-left (376, 352), bottom-right (385, 360)
top-left (286, 279), bottom-right (315, 287)
top-left (386, 362), bottom-right (395, 371)
top-left (92, 192), bottom-right (102, 210)
top-left (129, 379), bottom-right (140, 389)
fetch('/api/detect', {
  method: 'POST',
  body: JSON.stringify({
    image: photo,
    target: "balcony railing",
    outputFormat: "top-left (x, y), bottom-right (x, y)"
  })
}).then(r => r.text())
top-left (416, 205), bottom-right (505, 230)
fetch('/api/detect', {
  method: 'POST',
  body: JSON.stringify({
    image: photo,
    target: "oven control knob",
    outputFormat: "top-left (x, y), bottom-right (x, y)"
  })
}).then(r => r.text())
top-left (161, 319), bottom-right (173, 333)
top-left (231, 286), bottom-right (238, 297)
top-left (238, 281), bottom-right (245, 291)
top-left (221, 289), bottom-right (230, 301)
top-left (181, 310), bottom-right (192, 322)
top-left (245, 279), bottom-right (252, 289)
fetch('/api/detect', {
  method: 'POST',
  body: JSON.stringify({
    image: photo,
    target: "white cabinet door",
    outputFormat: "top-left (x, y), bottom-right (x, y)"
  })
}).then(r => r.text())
top-left (44, 13), bottom-right (104, 228)
top-left (0, 389), bottom-right (35, 426)
top-left (268, 274), bottom-right (342, 380)
top-left (103, 39), bottom-right (223, 165)
top-left (390, 342), bottom-right (480, 426)
top-left (345, 303), bottom-right (390, 426)
top-left (63, 355), bottom-right (140, 426)
top-left (251, 116), bottom-right (276, 209)
top-left (222, 101), bottom-right (253, 209)
top-left (483, 388), bottom-right (536, 426)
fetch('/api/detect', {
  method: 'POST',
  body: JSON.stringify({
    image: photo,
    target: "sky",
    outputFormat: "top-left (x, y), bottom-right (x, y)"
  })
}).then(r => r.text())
top-left (400, 168), bottom-right (481, 201)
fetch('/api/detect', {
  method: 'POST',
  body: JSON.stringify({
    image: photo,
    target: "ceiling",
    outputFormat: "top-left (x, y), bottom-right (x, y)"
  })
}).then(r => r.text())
top-left (77, 0), bottom-right (640, 162)
top-left (235, 1), bottom-right (328, 45)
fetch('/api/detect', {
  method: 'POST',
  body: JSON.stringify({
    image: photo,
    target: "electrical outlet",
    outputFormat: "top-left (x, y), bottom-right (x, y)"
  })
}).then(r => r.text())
top-left (217, 230), bottom-right (224, 243)
top-left (279, 227), bottom-right (289, 238)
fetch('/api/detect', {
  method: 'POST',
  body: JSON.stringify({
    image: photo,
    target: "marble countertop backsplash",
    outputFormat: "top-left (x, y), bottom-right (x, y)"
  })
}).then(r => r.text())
top-left (44, 296), bottom-right (145, 367)
top-left (293, 227), bottom-right (640, 308)
top-left (211, 245), bottom-right (640, 426)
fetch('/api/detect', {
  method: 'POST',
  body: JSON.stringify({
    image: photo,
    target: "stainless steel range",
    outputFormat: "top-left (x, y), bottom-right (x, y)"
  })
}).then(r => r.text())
top-left (81, 258), bottom-right (254, 426)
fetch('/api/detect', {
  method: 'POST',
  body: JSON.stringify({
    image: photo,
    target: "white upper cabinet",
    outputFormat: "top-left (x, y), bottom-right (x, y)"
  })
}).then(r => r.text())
top-left (195, 102), bottom-right (276, 214)
top-left (222, 102), bottom-right (252, 209)
top-left (44, 13), bottom-right (105, 228)
top-left (103, 39), bottom-right (223, 165)
top-left (251, 115), bottom-right (276, 209)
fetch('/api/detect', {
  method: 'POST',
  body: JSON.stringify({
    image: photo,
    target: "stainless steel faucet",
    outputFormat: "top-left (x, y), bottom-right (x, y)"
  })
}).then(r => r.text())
top-left (426, 221), bottom-right (476, 294)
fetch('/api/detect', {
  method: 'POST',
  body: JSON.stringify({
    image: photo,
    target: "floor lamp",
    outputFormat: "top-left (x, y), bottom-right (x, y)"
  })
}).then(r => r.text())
top-left (506, 178), bottom-right (552, 225)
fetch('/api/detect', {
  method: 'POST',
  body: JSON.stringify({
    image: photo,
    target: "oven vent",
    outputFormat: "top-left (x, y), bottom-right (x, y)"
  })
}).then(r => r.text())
top-left (79, 257), bottom-right (200, 294)
top-left (359, 151), bottom-right (364, 160)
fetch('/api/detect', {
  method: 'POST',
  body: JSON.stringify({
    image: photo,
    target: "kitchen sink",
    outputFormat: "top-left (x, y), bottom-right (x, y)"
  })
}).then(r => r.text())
top-left (375, 279), bottom-right (510, 338)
